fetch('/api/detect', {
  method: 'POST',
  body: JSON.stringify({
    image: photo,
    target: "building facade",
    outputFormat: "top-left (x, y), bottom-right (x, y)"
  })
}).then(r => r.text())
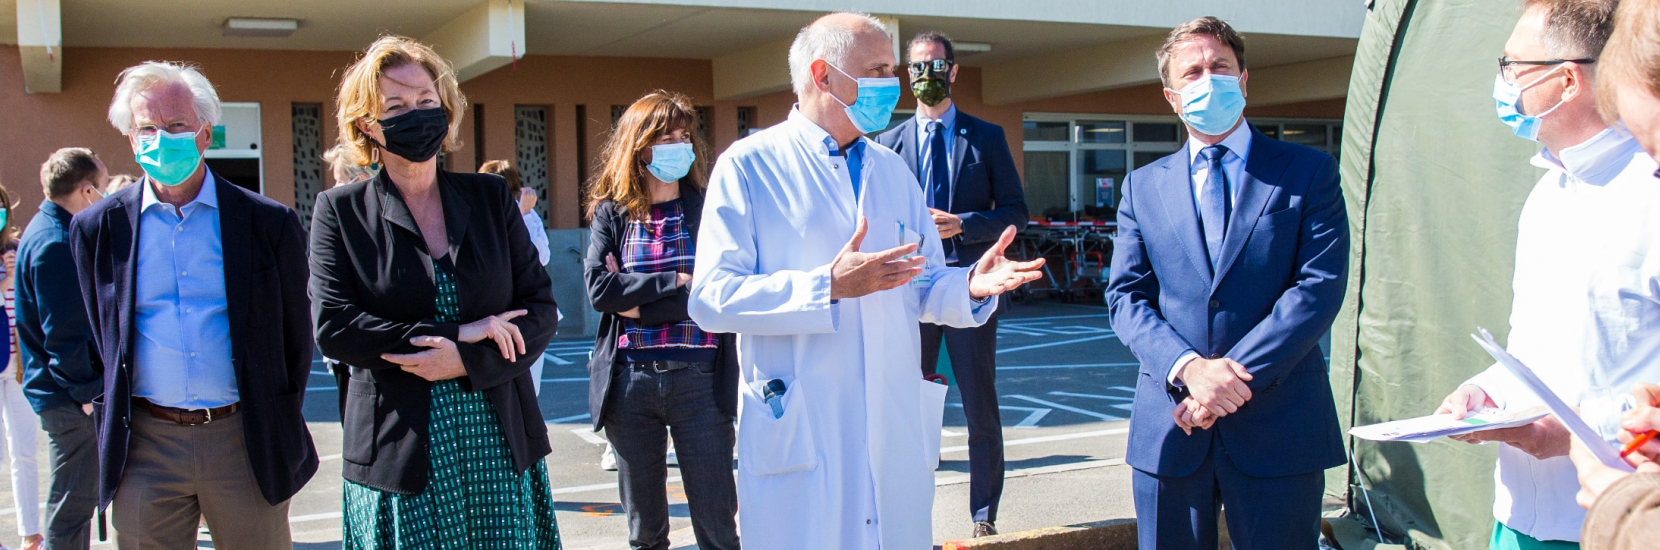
top-left (0, 0), bottom-right (1360, 232)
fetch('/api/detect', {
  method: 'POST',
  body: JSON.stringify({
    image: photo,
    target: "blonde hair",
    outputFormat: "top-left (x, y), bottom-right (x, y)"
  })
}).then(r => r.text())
top-left (585, 91), bottom-right (708, 222)
top-left (334, 35), bottom-right (467, 168)
top-left (1596, 0), bottom-right (1660, 121)
top-left (323, 144), bottom-right (378, 187)
top-left (105, 174), bottom-right (137, 195)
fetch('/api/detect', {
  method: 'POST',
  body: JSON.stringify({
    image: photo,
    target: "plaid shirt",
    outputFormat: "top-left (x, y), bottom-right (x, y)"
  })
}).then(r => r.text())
top-left (618, 199), bottom-right (718, 350)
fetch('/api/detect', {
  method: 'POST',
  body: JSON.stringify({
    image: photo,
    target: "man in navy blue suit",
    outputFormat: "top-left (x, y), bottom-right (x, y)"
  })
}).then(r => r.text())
top-left (875, 31), bottom-right (1028, 539)
top-left (1105, 16), bottom-right (1350, 550)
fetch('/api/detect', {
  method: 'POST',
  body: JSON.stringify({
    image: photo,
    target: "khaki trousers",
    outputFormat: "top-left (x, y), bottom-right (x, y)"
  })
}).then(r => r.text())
top-left (112, 409), bottom-right (291, 550)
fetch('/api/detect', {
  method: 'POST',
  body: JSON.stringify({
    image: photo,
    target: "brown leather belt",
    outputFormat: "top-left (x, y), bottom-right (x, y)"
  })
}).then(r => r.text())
top-left (134, 398), bottom-right (241, 426)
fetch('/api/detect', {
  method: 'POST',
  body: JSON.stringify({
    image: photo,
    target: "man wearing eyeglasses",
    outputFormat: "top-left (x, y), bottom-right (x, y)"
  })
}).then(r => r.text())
top-left (1430, 1), bottom-right (1660, 548)
top-left (875, 30), bottom-right (1028, 539)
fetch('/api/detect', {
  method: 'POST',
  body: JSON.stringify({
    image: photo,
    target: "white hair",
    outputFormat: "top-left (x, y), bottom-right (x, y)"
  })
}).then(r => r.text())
top-left (788, 12), bottom-right (890, 96)
top-left (107, 61), bottom-right (222, 135)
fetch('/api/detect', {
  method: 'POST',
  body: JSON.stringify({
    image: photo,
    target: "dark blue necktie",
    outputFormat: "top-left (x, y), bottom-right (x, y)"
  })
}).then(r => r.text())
top-left (1198, 145), bottom-right (1230, 273)
top-left (926, 121), bottom-right (955, 261)
top-left (926, 121), bottom-right (950, 210)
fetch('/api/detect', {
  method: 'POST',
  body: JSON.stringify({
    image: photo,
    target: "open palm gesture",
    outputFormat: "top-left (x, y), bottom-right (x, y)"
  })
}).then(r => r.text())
top-left (967, 227), bottom-right (1045, 299)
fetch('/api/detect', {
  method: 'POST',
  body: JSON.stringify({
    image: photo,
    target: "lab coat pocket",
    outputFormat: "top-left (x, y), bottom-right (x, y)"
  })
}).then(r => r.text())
top-left (920, 379), bottom-right (948, 470)
top-left (738, 379), bottom-right (819, 477)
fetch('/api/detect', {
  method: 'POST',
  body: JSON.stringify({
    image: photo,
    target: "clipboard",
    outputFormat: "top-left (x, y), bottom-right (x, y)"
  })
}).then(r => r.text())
top-left (1472, 328), bottom-right (1635, 472)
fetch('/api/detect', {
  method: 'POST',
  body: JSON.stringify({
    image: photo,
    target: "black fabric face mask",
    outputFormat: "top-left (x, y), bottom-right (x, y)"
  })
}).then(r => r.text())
top-left (375, 107), bottom-right (448, 163)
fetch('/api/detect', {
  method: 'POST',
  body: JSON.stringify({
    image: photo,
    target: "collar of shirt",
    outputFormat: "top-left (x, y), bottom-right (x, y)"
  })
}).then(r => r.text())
top-left (915, 104), bottom-right (957, 135)
top-left (139, 169), bottom-right (219, 216)
top-left (790, 106), bottom-right (869, 198)
top-left (1185, 119), bottom-right (1254, 170)
top-left (1531, 124), bottom-right (1644, 186)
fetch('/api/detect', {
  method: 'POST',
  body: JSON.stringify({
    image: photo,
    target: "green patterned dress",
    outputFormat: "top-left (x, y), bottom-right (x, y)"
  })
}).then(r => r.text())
top-left (343, 259), bottom-right (561, 549)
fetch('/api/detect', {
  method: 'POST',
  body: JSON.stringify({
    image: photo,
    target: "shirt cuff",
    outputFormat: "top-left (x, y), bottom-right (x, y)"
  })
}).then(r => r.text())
top-left (1170, 352), bottom-right (1200, 388)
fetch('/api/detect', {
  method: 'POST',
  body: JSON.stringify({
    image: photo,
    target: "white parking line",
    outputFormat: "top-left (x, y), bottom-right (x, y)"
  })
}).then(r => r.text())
top-left (935, 458), bottom-right (1124, 486)
top-left (1048, 391), bottom-right (1132, 401)
top-left (570, 427), bottom-right (608, 445)
top-left (550, 412), bottom-right (591, 423)
top-left (954, 402), bottom-right (1050, 428)
top-left (997, 362), bottom-right (1137, 371)
top-left (942, 427), bottom-right (1127, 454)
top-left (996, 334), bottom-right (1116, 354)
top-left (1005, 395), bottom-right (1122, 421)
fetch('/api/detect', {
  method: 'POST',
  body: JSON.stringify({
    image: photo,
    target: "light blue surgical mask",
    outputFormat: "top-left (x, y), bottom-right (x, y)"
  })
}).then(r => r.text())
top-left (647, 142), bottom-right (695, 183)
top-left (1169, 74), bottom-right (1247, 136)
top-left (134, 128), bottom-right (204, 187)
top-left (1494, 68), bottom-right (1566, 142)
top-left (828, 63), bottom-right (901, 134)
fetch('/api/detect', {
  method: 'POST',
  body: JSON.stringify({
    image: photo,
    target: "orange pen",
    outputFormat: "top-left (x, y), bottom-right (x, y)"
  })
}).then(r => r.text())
top-left (1621, 430), bottom-right (1658, 458)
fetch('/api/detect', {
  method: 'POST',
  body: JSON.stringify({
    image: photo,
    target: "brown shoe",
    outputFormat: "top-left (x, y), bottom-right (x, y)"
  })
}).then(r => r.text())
top-left (973, 522), bottom-right (997, 537)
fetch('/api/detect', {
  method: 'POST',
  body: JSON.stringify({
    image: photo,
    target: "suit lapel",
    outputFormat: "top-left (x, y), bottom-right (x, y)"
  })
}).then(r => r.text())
top-left (371, 172), bottom-right (422, 240)
top-left (1212, 132), bottom-right (1288, 285)
top-left (117, 186), bottom-right (143, 372)
top-left (895, 122), bottom-right (919, 179)
top-left (438, 173), bottom-right (471, 262)
top-left (951, 117), bottom-right (970, 211)
top-left (1150, 144), bottom-right (1213, 287)
top-left (214, 173), bottom-right (253, 374)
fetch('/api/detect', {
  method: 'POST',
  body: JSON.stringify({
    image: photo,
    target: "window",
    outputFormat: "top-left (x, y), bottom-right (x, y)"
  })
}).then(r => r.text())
top-left (1020, 115), bottom-right (1185, 216)
top-left (1021, 114), bottom-right (1344, 217)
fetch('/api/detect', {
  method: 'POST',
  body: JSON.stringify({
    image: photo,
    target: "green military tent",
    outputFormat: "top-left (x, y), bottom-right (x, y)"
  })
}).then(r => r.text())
top-left (1330, 0), bottom-right (1561, 548)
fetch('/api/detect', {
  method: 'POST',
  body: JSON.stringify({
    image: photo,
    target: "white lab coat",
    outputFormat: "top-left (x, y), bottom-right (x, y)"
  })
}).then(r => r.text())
top-left (1464, 126), bottom-right (1660, 542)
top-left (690, 108), bottom-right (994, 549)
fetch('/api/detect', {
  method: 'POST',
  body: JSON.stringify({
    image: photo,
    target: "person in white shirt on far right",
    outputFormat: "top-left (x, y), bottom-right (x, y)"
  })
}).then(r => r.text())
top-left (1432, 1), bottom-right (1660, 548)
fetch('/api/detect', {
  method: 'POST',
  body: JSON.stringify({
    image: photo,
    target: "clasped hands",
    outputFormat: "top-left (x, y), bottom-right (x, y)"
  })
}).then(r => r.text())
top-left (828, 217), bottom-right (1044, 301)
top-left (1171, 356), bottom-right (1255, 435)
top-left (380, 310), bottom-right (530, 382)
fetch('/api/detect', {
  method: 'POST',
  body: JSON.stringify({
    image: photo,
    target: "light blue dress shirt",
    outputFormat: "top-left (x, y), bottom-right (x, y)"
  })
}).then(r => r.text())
top-left (914, 105), bottom-right (958, 185)
top-left (826, 136), bottom-right (868, 200)
top-left (133, 173), bottom-right (238, 409)
top-left (1170, 120), bottom-right (1254, 386)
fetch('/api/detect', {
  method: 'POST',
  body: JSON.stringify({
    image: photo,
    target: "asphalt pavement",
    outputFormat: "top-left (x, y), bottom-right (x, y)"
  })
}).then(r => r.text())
top-left (0, 301), bottom-right (1141, 549)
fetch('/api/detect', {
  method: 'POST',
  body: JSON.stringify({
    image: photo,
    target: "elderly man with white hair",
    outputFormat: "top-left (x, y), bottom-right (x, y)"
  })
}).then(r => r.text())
top-left (69, 61), bottom-right (316, 549)
top-left (689, 12), bottom-right (1043, 549)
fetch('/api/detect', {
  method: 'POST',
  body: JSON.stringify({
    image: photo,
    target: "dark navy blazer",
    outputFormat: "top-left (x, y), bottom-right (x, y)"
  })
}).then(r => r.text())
top-left (69, 172), bottom-right (319, 507)
top-left (1105, 126), bottom-right (1349, 479)
top-left (875, 109), bottom-right (1029, 266)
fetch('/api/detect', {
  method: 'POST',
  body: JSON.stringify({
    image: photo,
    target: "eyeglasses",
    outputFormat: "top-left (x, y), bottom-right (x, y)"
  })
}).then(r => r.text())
top-left (908, 59), bottom-right (954, 75)
top-left (132, 121), bottom-right (201, 139)
top-left (1498, 56), bottom-right (1595, 82)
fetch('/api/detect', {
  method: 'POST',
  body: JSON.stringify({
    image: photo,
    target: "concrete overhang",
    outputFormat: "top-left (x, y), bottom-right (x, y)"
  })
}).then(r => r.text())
top-left (423, 0), bottom-right (526, 83)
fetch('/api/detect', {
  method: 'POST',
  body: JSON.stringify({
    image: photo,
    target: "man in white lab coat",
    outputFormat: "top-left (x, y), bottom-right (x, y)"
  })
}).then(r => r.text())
top-left (689, 12), bottom-right (1044, 550)
top-left (1433, 1), bottom-right (1660, 548)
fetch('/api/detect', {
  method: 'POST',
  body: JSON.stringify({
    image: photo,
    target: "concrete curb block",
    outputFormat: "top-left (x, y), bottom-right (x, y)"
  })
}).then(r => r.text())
top-left (940, 518), bottom-right (1138, 550)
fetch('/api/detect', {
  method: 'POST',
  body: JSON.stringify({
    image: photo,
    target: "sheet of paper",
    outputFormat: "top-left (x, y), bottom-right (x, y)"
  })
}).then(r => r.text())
top-left (1349, 409), bottom-right (1547, 443)
top-left (1472, 328), bottom-right (1635, 472)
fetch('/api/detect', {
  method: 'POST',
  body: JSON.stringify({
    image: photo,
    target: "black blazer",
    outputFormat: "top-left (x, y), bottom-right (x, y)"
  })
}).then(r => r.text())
top-left (69, 172), bottom-right (319, 507)
top-left (583, 184), bottom-right (738, 431)
top-left (309, 170), bottom-right (558, 495)
top-left (876, 109), bottom-right (1029, 265)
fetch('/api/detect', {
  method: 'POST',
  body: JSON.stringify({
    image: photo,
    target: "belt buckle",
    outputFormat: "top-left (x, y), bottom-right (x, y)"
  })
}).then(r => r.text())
top-left (653, 361), bottom-right (673, 374)
top-left (203, 407), bottom-right (214, 425)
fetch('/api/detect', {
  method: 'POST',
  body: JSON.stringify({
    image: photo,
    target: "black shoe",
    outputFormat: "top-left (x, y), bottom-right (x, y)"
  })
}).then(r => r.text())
top-left (973, 521), bottom-right (997, 538)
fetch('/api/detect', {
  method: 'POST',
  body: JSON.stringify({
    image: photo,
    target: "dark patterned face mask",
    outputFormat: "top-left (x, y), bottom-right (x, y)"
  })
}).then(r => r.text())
top-left (909, 60), bottom-right (953, 107)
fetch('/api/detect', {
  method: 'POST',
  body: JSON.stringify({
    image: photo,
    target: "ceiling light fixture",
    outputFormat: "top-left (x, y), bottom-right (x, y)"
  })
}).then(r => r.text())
top-left (954, 42), bottom-right (993, 53)
top-left (223, 17), bottom-right (299, 38)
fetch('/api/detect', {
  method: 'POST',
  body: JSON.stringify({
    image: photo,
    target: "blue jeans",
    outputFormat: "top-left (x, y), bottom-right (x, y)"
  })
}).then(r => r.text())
top-left (605, 361), bottom-right (739, 550)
